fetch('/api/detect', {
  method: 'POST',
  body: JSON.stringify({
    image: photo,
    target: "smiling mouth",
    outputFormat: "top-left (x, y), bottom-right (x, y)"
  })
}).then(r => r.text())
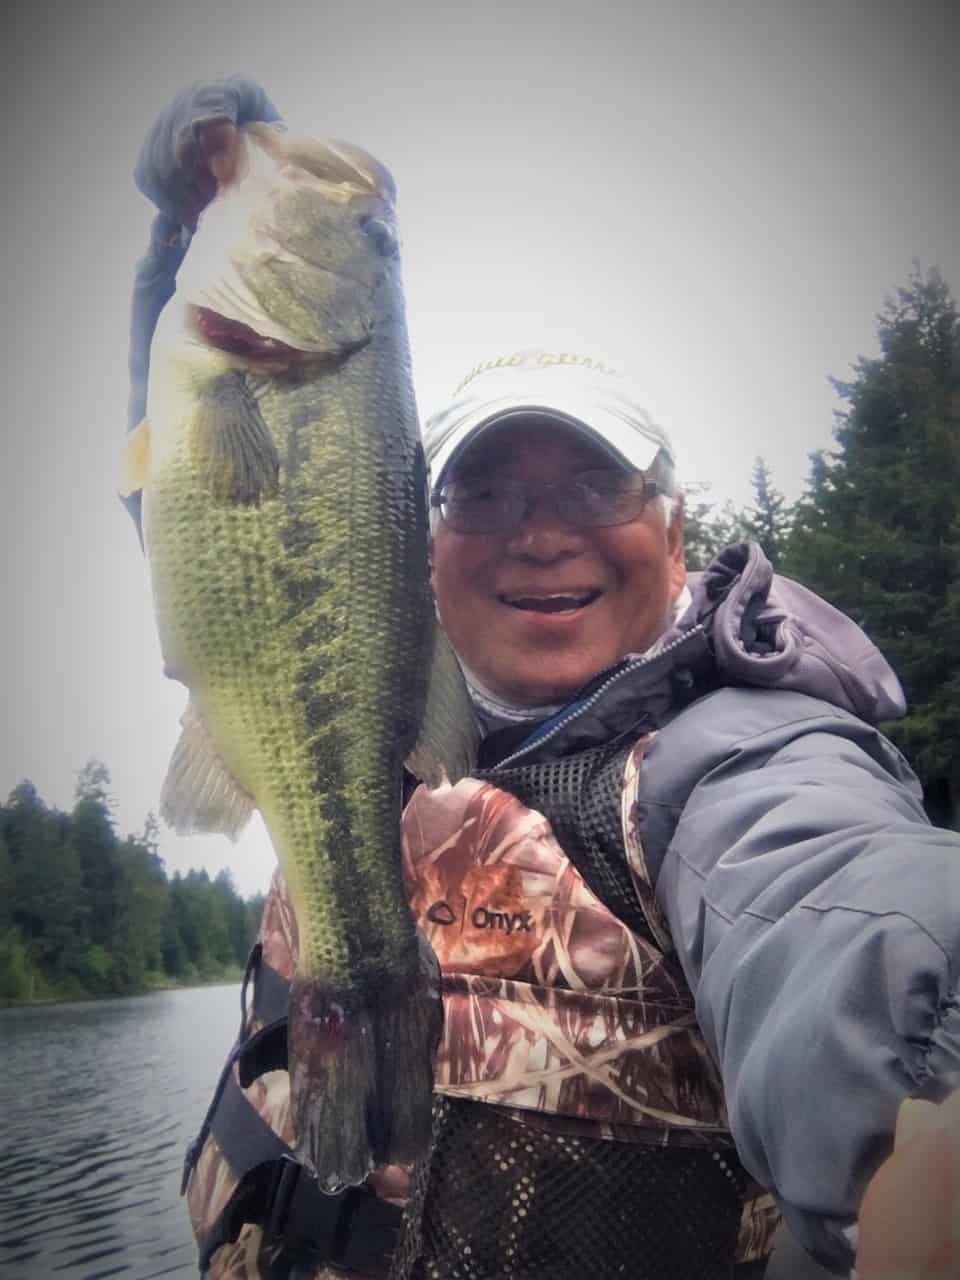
top-left (500, 590), bottom-right (602, 614)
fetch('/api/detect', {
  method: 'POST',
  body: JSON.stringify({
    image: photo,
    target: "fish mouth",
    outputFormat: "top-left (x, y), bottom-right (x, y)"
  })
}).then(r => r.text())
top-left (190, 304), bottom-right (312, 365)
top-left (498, 589), bottom-right (602, 614)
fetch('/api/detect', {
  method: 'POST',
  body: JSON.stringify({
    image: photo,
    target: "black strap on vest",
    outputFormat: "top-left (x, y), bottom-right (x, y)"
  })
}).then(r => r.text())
top-left (198, 1133), bottom-right (402, 1275)
top-left (184, 945), bottom-right (402, 1277)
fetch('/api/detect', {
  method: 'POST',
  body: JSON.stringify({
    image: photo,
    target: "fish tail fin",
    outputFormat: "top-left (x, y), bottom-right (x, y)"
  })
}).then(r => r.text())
top-left (288, 935), bottom-right (441, 1190)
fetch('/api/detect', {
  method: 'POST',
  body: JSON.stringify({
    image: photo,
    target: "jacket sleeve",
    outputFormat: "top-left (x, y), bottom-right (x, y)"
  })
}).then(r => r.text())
top-left (641, 688), bottom-right (960, 1273)
top-left (127, 77), bottom-right (283, 430)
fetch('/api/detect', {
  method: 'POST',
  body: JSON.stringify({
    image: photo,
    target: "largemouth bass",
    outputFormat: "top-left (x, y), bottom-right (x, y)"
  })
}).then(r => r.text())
top-left (121, 123), bottom-right (476, 1190)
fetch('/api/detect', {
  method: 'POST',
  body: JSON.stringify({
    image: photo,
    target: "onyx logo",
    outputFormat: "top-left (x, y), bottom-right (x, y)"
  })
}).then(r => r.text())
top-left (425, 898), bottom-right (535, 936)
top-left (426, 900), bottom-right (457, 926)
top-left (470, 906), bottom-right (534, 935)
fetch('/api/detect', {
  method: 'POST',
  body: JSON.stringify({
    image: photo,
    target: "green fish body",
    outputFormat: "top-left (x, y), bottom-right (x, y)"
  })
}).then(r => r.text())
top-left (135, 126), bottom-right (475, 1189)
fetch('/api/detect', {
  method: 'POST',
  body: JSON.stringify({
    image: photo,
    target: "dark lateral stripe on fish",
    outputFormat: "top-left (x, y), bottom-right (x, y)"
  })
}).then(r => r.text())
top-left (191, 304), bottom-right (309, 363)
top-left (276, 465), bottom-right (379, 976)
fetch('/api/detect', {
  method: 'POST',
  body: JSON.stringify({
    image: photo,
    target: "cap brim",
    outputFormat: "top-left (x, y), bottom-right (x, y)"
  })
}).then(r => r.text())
top-left (429, 401), bottom-right (664, 488)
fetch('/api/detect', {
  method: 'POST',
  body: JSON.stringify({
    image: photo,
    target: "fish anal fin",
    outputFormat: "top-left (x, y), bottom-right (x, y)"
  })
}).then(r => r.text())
top-left (119, 419), bottom-right (151, 499)
top-left (405, 623), bottom-right (478, 789)
top-left (192, 370), bottom-right (280, 503)
top-left (160, 698), bottom-right (255, 841)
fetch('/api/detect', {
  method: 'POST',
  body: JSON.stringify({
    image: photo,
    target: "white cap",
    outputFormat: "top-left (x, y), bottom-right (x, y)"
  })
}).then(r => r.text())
top-left (423, 348), bottom-right (676, 493)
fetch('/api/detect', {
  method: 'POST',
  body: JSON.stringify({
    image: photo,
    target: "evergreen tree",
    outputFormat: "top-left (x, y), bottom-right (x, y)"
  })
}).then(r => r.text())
top-left (0, 828), bottom-right (13, 930)
top-left (72, 793), bottom-right (119, 948)
top-left (681, 483), bottom-right (752, 571)
top-left (0, 827), bottom-right (30, 999)
top-left (742, 457), bottom-right (791, 567)
top-left (110, 834), bottom-right (168, 991)
top-left (75, 758), bottom-right (116, 809)
top-left (161, 877), bottom-right (190, 978)
top-left (246, 892), bottom-right (267, 949)
top-left (14, 807), bottom-right (86, 980)
top-left (783, 266), bottom-right (960, 823)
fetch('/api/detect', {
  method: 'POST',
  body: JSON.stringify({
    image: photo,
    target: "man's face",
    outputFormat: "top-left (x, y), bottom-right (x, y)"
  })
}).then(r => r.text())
top-left (430, 420), bottom-right (687, 707)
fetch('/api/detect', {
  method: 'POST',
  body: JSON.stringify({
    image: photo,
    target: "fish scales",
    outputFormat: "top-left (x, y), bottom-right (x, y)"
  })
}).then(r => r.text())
top-left (148, 339), bottom-right (433, 986)
top-left (132, 125), bottom-right (474, 1190)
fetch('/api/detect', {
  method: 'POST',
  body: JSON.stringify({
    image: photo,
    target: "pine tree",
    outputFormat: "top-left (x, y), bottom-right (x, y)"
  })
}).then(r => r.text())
top-left (72, 793), bottom-right (119, 948)
top-left (681, 483), bottom-right (752, 571)
top-left (75, 758), bottom-right (116, 810)
top-left (0, 828), bottom-right (14, 930)
top-left (783, 266), bottom-right (960, 823)
top-left (742, 457), bottom-right (791, 567)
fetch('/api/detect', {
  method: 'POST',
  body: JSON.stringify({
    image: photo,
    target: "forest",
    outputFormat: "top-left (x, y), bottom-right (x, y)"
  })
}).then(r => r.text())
top-left (2, 265), bottom-right (957, 1003)
top-left (687, 266), bottom-right (958, 828)
top-left (0, 761), bottom-right (264, 1003)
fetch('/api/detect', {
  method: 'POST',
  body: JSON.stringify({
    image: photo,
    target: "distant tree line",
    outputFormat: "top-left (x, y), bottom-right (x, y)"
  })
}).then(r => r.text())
top-left (0, 760), bottom-right (264, 1002)
top-left (685, 265), bottom-right (959, 828)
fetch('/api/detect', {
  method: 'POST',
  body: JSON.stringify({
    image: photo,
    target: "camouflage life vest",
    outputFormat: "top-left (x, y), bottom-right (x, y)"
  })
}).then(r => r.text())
top-left (183, 734), bottom-right (780, 1278)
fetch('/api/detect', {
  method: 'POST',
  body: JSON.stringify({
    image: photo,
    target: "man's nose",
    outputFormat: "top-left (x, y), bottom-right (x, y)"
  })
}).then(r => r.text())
top-left (505, 492), bottom-right (586, 560)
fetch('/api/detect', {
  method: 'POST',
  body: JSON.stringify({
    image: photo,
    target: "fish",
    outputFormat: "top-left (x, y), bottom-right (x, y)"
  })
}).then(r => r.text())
top-left (120, 122), bottom-right (477, 1190)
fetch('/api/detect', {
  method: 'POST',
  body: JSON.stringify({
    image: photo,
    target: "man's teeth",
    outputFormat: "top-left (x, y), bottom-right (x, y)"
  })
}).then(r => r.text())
top-left (503, 591), bottom-right (599, 613)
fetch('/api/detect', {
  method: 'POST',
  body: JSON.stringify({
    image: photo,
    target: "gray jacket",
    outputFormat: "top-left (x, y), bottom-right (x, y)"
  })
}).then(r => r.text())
top-left (490, 542), bottom-right (959, 1273)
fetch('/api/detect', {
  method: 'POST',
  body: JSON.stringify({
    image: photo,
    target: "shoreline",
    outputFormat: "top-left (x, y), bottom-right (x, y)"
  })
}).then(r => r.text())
top-left (0, 972), bottom-right (244, 1010)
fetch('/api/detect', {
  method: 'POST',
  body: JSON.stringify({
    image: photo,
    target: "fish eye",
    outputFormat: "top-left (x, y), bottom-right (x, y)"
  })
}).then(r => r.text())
top-left (360, 215), bottom-right (399, 258)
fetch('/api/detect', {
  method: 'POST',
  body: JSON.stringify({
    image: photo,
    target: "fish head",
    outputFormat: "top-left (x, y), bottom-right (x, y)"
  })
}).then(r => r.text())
top-left (174, 124), bottom-right (403, 360)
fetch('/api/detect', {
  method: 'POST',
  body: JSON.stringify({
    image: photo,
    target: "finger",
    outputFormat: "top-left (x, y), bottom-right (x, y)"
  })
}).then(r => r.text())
top-left (197, 120), bottom-right (243, 187)
top-left (366, 1163), bottom-right (412, 1204)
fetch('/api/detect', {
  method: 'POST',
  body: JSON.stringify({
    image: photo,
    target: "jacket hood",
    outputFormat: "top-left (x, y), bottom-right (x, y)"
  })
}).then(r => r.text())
top-left (689, 543), bottom-right (906, 725)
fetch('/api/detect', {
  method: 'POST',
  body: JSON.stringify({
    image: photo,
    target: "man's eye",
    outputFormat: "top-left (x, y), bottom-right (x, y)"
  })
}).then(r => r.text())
top-left (455, 482), bottom-right (502, 503)
top-left (574, 478), bottom-right (622, 502)
top-left (576, 471), bottom-right (631, 497)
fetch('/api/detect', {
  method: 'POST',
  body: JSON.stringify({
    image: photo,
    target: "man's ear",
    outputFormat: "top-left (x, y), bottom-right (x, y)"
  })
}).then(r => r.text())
top-left (667, 498), bottom-right (687, 598)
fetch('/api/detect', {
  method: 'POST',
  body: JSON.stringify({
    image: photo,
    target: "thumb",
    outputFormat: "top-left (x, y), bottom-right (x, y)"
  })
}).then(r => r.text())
top-left (196, 120), bottom-right (244, 188)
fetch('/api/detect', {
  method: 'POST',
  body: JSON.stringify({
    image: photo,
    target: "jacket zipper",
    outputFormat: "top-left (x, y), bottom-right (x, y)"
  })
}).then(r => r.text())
top-left (494, 623), bottom-right (707, 770)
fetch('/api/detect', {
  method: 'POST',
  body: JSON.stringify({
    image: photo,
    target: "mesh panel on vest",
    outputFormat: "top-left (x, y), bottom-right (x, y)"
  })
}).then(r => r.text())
top-left (389, 1097), bottom-right (748, 1280)
top-left (477, 742), bottom-right (648, 938)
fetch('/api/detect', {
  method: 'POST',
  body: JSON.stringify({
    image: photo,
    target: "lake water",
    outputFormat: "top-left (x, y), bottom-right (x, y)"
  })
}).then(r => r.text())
top-left (0, 984), bottom-right (241, 1280)
top-left (0, 985), bottom-right (833, 1280)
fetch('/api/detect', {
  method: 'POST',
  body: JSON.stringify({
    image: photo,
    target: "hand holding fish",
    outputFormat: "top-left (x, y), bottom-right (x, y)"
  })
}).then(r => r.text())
top-left (134, 76), bottom-right (283, 229)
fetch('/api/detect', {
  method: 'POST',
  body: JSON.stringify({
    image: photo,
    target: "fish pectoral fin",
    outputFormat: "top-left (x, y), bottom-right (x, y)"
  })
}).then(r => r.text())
top-left (118, 418), bottom-right (151, 499)
top-left (193, 370), bottom-right (280, 504)
top-left (160, 698), bottom-right (255, 840)
top-left (405, 623), bottom-right (479, 789)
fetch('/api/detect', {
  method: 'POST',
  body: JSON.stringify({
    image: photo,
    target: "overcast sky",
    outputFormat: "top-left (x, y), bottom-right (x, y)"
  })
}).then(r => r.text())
top-left (2, 0), bottom-right (957, 898)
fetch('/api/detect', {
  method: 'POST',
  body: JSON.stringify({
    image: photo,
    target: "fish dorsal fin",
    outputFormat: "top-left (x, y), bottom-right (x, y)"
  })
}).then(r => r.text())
top-left (160, 698), bottom-right (255, 840)
top-left (193, 370), bottom-right (280, 503)
top-left (405, 622), bottom-right (479, 788)
top-left (119, 419), bottom-right (151, 498)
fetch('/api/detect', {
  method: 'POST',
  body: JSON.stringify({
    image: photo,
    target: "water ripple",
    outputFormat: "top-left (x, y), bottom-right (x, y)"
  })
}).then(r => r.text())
top-left (0, 985), bottom-right (240, 1279)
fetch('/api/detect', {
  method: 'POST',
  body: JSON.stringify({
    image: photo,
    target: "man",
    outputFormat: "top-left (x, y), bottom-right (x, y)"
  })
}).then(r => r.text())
top-left (129, 81), bottom-right (960, 1279)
